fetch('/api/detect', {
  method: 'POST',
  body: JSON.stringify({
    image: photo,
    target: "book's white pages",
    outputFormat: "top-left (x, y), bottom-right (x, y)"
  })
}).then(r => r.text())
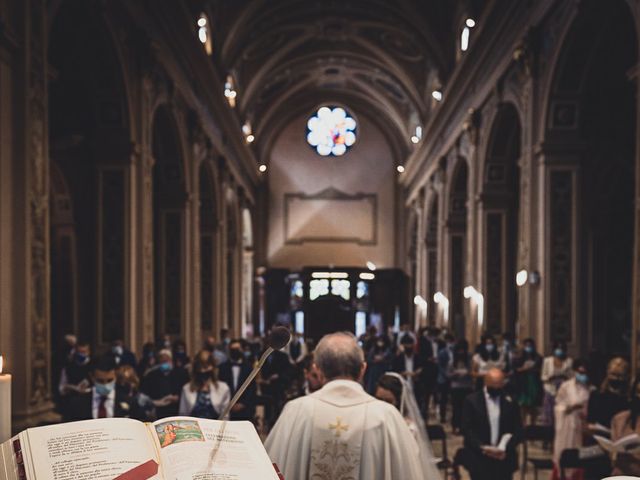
top-left (149, 416), bottom-right (279, 480)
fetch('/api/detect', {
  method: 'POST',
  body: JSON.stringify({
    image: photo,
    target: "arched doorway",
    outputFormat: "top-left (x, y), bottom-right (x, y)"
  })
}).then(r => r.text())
top-left (545, 1), bottom-right (637, 354)
top-left (152, 106), bottom-right (187, 338)
top-left (199, 163), bottom-right (217, 335)
top-left (448, 161), bottom-right (468, 338)
top-left (48, 0), bottom-right (130, 352)
top-left (482, 104), bottom-right (521, 336)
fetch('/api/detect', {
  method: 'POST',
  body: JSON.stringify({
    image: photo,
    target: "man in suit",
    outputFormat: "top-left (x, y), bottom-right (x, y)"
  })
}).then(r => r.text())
top-left (458, 368), bottom-right (523, 480)
top-left (437, 333), bottom-right (455, 423)
top-left (418, 327), bottom-right (442, 414)
top-left (392, 334), bottom-right (424, 400)
top-left (64, 356), bottom-right (144, 421)
top-left (218, 339), bottom-right (257, 421)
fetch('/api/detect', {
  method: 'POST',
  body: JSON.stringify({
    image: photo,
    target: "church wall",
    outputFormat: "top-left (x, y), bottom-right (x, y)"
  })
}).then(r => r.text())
top-left (267, 113), bottom-right (396, 270)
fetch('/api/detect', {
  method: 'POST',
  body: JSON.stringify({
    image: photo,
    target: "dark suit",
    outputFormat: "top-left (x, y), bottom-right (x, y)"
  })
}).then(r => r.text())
top-left (417, 336), bottom-right (442, 412)
top-left (458, 389), bottom-right (523, 480)
top-left (64, 387), bottom-right (145, 422)
top-left (218, 361), bottom-right (256, 421)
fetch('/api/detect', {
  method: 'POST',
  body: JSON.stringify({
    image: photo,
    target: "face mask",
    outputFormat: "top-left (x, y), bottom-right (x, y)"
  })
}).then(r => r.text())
top-left (487, 387), bottom-right (502, 398)
top-left (195, 371), bottom-right (211, 383)
top-left (575, 373), bottom-right (588, 385)
top-left (112, 346), bottom-right (124, 357)
top-left (554, 349), bottom-right (565, 358)
top-left (243, 351), bottom-right (252, 359)
top-left (163, 341), bottom-right (171, 349)
top-left (609, 379), bottom-right (627, 391)
top-left (376, 342), bottom-right (384, 348)
top-left (75, 353), bottom-right (89, 364)
top-left (159, 362), bottom-right (172, 373)
top-left (230, 349), bottom-right (243, 362)
top-left (95, 380), bottom-right (115, 397)
top-left (524, 346), bottom-right (534, 354)
top-left (485, 344), bottom-right (495, 353)
top-left (503, 340), bottom-right (510, 348)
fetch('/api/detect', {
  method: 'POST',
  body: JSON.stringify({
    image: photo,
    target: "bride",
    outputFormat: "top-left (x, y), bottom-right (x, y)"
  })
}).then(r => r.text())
top-left (375, 372), bottom-right (442, 479)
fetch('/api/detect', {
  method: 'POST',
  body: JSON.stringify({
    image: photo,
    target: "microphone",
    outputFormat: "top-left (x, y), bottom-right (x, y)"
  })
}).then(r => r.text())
top-left (220, 326), bottom-right (291, 420)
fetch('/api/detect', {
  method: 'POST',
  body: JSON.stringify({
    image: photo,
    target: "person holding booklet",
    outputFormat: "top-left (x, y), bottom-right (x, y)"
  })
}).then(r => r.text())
top-left (552, 359), bottom-right (592, 480)
top-left (609, 376), bottom-right (640, 475)
top-left (457, 368), bottom-right (523, 480)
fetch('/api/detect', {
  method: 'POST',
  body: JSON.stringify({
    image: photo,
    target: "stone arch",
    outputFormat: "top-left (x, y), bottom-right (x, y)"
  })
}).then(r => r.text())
top-left (543, 0), bottom-right (638, 354)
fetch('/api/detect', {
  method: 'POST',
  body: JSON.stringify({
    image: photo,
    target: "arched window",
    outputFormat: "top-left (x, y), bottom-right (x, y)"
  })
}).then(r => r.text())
top-left (197, 13), bottom-right (213, 55)
top-left (306, 106), bottom-right (357, 157)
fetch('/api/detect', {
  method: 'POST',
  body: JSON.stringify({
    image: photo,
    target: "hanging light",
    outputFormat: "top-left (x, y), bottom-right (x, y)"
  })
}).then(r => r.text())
top-left (397, 165), bottom-right (406, 173)
top-left (432, 90), bottom-right (443, 102)
top-left (258, 164), bottom-right (267, 173)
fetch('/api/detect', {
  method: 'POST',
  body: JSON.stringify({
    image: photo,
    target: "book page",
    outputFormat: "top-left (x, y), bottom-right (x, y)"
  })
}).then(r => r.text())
top-left (23, 418), bottom-right (160, 480)
top-left (150, 417), bottom-right (279, 480)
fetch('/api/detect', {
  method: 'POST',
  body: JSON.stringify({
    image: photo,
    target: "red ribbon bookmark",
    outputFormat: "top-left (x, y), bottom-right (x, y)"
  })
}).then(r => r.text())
top-left (114, 460), bottom-right (159, 480)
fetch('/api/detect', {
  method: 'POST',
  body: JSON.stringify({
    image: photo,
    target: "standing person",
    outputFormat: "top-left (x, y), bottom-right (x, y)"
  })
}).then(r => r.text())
top-left (391, 334), bottom-right (423, 387)
top-left (610, 376), bottom-right (640, 476)
top-left (140, 349), bottom-right (186, 418)
top-left (365, 334), bottom-right (392, 394)
top-left (375, 373), bottom-right (443, 480)
top-left (218, 339), bottom-right (256, 421)
top-left (552, 359), bottom-right (591, 480)
top-left (265, 332), bottom-right (426, 479)
top-left (458, 368), bottom-right (523, 480)
top-left (418, 327), bottom-right (442, 415)
top-left (65, 356), bottom-right (145, 421)
top-left (450, 340), bottom-right (473, 434)
top-left (108, 340), bottom-right (137, 368)
top-left (260, 337), bottom-right (292, 426)
top-left (172, 339), bottom-right (190, 370)
top-left (472, 335), bottom-right (505, 390)
top-left (116, 365), bottom-right (156, 421)
top-left (437, 333), bottom-right (456, 424)
top-left (137, 342), bottom-right (156, 378)
top-left (58, 341), bottom-right (92, 420)
top-left (178, 350), bottom-right (230, 419)
top-left (285, 331), bottom-right (307, 365)
top-left (513, 338), bottom-right (543, 426)
top-left (587, 356), bottom-right (630, 430)
top-left (541, 341), bottom-right (573, 426)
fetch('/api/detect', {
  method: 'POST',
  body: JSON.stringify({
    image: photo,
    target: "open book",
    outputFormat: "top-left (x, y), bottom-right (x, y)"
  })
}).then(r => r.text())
top-left (0, 417), bottom-right (280, 480)
top-left (594, 433), bottom-right (640, 455)
top-left (482, 433), bottom-right (513, 454)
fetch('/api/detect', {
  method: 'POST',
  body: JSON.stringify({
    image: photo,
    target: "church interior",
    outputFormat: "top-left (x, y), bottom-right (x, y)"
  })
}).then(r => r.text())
top-left (0, 0), bottom-right (639, 478)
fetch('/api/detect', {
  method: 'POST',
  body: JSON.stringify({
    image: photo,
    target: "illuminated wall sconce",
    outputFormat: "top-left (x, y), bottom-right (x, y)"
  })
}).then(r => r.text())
top-left (397, 165), bottom-right (406, 173)
top-left (515, 269), bottom-right (541, 287)
top-left (414, 295), bottom-right (428, 320)
top-left (432, 90), bottom-right (443, 102)
top-left (224, 75), bottom-right (237, 108)
top-left (411, 125), bottom-right (422, 144)
top-left (433, 291), bottom-right (450, 325)
top-left (366, 261), bottom-right (377, 271)
top-left (464, 285), bottom-right (484, 326)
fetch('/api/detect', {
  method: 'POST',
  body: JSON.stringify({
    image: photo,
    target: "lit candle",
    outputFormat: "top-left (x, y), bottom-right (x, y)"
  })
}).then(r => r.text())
top-left (0, 355), bottom-right (11, 443)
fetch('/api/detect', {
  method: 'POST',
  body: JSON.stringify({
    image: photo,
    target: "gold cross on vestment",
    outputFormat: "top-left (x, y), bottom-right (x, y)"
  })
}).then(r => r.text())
top-left (329, 417), bottom-right (349, 437)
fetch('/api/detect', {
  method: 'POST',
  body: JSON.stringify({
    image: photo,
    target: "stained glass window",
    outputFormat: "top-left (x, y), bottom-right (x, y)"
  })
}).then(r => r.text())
top-left (306, 106), bottom-right (357, 156)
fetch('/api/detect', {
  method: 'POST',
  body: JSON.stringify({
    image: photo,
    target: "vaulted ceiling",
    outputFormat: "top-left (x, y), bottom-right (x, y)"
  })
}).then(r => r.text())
top-left (208, 0), bottom-right (479, 162)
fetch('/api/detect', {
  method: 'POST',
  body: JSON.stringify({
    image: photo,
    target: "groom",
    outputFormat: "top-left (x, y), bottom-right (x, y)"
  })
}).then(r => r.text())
top-left (265, 332), bottom-right (425, 479)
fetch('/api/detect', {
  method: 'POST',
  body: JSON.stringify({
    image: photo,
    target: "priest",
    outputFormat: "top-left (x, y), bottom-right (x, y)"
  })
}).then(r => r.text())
top-left (265, 332), bottom-right (426, 479)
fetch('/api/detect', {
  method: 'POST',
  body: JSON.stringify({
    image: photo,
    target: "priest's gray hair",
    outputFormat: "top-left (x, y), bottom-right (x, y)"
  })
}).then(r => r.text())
top-left (315, 332), bottom-right (364, 380)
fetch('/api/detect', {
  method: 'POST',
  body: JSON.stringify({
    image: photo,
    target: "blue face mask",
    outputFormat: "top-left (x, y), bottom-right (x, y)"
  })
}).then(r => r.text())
top-left (576, 373), bottom-right (588, 385)
top-left (75, 353), bottom-right (89, 364)
top-left (159, 362), bottom-right (172, 373)
top-left (554, 349), bottom-right (565, 358)
top-left (485, 344), bottom-right (495, 353)
top-left (95, 381), bottom-right (115, 397)
top-left (524, 345), bottom-right (534, 354)
top-left (112, 346), bottom-right (124, 357)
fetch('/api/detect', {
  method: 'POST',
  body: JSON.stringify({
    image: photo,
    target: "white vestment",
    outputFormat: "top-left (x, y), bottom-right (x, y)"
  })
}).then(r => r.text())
top-left (265, 379), bottom-right (426, 480)
top-left (553, 378), bottom-right (591, 464)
